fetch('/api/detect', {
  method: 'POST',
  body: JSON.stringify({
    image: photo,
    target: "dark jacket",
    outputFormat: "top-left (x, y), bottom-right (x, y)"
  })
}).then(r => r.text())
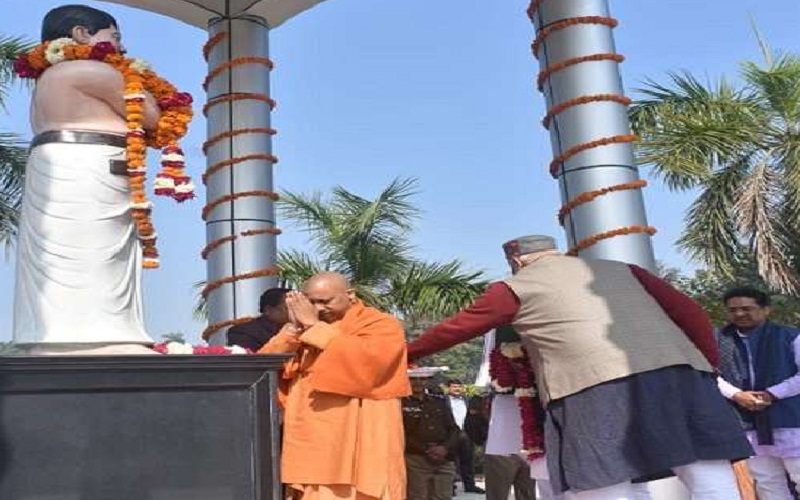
top-left (464, 396), bottom-right (489, 446)
top-left (718, 321), bottom-right (800, 430)
top-left (402, 393), bottom-right (461, 460)
top-left (226, 316), bottom-right (280, 352)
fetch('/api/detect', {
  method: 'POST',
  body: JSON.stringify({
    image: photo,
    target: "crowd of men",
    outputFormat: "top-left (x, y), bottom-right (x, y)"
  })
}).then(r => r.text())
top-left (230, 235), bottom-right (800, 500)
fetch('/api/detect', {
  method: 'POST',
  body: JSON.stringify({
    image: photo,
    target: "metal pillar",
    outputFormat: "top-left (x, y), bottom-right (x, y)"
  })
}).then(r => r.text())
top-left (529, 3), bottom-right (684, 497)
top-left (203, 16), bottom-right (278, 344)
top-left (531, 0), bottom-right (656, 271)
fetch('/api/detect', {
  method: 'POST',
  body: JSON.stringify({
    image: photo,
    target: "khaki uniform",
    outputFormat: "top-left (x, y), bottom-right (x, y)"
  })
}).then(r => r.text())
top-left (402, 394), bottom-right (460, 500)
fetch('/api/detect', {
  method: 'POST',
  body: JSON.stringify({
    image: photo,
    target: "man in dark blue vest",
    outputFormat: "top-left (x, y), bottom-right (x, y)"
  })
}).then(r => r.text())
top-left (717, 287), bottom-right (800, 500)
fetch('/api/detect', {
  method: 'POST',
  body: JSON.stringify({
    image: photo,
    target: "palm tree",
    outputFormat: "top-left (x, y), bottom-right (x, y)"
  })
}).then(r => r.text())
top-left (193, 179), bottom-right (487, 326)
top-left (161, 332), bottom-right (187, 343)
top-left (0, 35), bottom-right (33, 252)
top-left (278, 178), bottom-right (487, 328)
top-left (630, 40), bottom-right (800, 293)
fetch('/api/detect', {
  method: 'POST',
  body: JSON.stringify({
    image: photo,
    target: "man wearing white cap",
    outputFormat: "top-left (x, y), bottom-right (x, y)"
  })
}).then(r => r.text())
top-left (408, 235), bottom-right (752, 499)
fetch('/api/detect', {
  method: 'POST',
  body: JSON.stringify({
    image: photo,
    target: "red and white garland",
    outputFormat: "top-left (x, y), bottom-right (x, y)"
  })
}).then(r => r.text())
top-left (14, 38), bottom-right (195, 268)
top-left (151, 341), bottom-right (250, 355)
top-left (489, 341), bottom-right (545, 459)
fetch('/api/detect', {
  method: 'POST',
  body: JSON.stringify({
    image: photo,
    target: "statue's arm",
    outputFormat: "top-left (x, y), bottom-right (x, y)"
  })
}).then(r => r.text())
top-left (59, 60), bottom-right (160, 130)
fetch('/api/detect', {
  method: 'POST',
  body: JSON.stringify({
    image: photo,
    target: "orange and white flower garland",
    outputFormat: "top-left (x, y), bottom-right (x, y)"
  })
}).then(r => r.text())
top-left (14, 38), bottom-right (195, 269)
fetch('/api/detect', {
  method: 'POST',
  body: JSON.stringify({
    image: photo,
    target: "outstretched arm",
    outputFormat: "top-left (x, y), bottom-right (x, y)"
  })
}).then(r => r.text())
top-left (407, 282), bottom-right (519, 361)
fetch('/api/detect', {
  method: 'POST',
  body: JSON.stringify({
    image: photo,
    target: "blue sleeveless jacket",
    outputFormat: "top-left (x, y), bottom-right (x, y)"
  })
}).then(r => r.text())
top-left (718, 321), bottom-right (800, 429)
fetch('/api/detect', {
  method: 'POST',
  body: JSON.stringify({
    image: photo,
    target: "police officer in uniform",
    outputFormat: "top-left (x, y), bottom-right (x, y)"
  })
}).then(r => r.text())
top-left (403, 368), bottom-right (462, 500)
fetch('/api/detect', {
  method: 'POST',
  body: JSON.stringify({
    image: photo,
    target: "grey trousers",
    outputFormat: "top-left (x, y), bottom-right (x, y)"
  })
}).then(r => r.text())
top-left (485, 454), bottom-right (537, 500)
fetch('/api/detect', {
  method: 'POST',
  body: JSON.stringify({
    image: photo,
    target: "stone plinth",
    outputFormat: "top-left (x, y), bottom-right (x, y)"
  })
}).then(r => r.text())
top-left (0, 354), bottom-right (289, 500)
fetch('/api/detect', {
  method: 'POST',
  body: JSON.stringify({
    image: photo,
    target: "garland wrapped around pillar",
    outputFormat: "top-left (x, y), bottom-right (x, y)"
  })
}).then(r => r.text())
top-left (201, 18), bottom-right (280, 343)
top-left (527, 0), bottom-right (656, 270)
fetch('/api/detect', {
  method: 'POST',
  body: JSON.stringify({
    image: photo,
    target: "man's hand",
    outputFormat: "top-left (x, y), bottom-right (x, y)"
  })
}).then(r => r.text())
top-left (732, 391), bottom-right (772, 411)
top-left (286, 291), bottom-right (319, 330)
top-left (753, 391), bottom-right (777, 404)
top-left (278, 323), bottom-right (302, 338)
top-left (425, 445), bottom-right (448, 461)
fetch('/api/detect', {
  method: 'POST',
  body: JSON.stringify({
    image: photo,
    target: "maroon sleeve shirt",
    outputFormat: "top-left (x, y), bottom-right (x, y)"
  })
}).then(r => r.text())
top-left (407, 282), bottom-right (519, 362)
top-left (408, 265), bottom-right (720, 369)
top-left (628, 264), bottom-right (719, 368)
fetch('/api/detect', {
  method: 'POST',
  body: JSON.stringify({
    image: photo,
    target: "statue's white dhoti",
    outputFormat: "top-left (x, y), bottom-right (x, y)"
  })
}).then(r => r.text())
top-left (13, 141), bottom-right (153, 346)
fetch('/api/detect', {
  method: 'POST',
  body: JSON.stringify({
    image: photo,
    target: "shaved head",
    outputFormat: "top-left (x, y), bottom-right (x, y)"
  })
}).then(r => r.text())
top-left (304, 272), bottom-right (350, 293)
top-left (303, 272), bottom-right (355, 323)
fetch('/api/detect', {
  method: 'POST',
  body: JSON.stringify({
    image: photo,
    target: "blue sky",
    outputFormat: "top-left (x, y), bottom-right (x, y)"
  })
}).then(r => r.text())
top-left (0, 0), bottom-right (798, 342)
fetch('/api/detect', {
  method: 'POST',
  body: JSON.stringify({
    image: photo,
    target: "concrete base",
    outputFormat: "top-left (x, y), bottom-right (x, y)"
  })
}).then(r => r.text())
top-left (0, 354), bottom-right (290, 500)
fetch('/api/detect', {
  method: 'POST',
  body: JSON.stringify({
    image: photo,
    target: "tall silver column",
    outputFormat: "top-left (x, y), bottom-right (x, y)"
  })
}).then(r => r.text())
top-left (203, 16), bottom-right (279, 344)
top-left (530, 0), bottom-right (656, 271)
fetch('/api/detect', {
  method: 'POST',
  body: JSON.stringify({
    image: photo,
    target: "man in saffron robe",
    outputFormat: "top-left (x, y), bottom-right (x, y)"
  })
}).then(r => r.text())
top-left (259, 272), bottom-right (411, 500)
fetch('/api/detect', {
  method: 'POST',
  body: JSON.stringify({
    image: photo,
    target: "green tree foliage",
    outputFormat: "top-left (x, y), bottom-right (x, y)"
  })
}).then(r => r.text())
top-left (0, 35), bottom-right (33, 252)
top-left (631, 41), bottom-right (800, 293)
top-left (161, 332), bottom-right (187, 343)
top-left (275, 178), bottom-right (487, 325)
top-left (672, 263), bottom-right (800, 327)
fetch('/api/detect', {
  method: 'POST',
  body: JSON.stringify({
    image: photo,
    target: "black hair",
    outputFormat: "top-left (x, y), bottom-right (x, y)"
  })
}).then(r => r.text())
top-left (723, 287), bottom-right (771, 308)
top-left (446, 379), bottom-right (464, 386)
top-left (41, 5), bottom-right (118, 42)
top-left (259, 287), bottom-right (291, 312)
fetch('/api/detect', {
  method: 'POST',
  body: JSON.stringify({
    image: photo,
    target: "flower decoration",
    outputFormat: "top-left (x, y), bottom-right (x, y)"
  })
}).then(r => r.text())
top-left (14, 38), bottom-right (195, 269)
top-left (500, 342), bottom-right (525, 359)
top-left (129, 58), bottom-right (151, 73)
top-left (12, 55), bottom-right (41, 78)
top-left (89, 41), bottom-right (117, 60)
top-left (44, 37), bottom-right (74, 64)
top-left (489, 341), bottom-right (545, 459)
top-left (151, 341), bottom-right (250, 355)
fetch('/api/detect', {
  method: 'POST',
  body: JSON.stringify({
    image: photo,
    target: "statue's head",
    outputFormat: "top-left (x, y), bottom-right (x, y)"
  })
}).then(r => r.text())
top-left (41, 5), bottom-right (122, 52)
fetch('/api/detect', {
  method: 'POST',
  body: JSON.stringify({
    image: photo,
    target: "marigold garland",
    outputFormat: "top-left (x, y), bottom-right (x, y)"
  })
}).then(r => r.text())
top-left (13, 39), bottom-right (195, 269)
top-left (201, 267), bottom-right (281, 298)
top-left (543, 94), bottom-right (631, 129)
top-left (200, 31), bottom-right (284, 342)
top-left (537, 53), bottom-right (625, 91)
top-left (558, 180), bottom-right (647, 225)
top-left (202, 190), bottom-right (281, 221)
top-left (201, 228), bottom-right (283, 260)
top-left (202, 127), bottom-right (278, 154)
top-left (203, 32), bottom-right (227, 61)
top-left (202, 153), bottom-right (280, 184)
top-left (242, 228), bottom-right (283, 238)
top-left (531, 16), bottom-right (618, 59)
top-left (567, 225), bottom-right (657, 256)
top-left (202, 316), bottom-right (261, 340)
top-left (526, 0), bottom-right (546, 21)
top-left (203, 92), bottom-right (276, 115)
top-left (549, 134), bottom-right (638, 177)
top-left (525, 4), bottom-right (657, 262)
top-left (203, 57), bottom-right (275, 91)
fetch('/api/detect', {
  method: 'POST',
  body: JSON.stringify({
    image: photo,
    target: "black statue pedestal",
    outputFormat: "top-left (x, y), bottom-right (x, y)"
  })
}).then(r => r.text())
top-left (0, 354), bottom-right (289, 500)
